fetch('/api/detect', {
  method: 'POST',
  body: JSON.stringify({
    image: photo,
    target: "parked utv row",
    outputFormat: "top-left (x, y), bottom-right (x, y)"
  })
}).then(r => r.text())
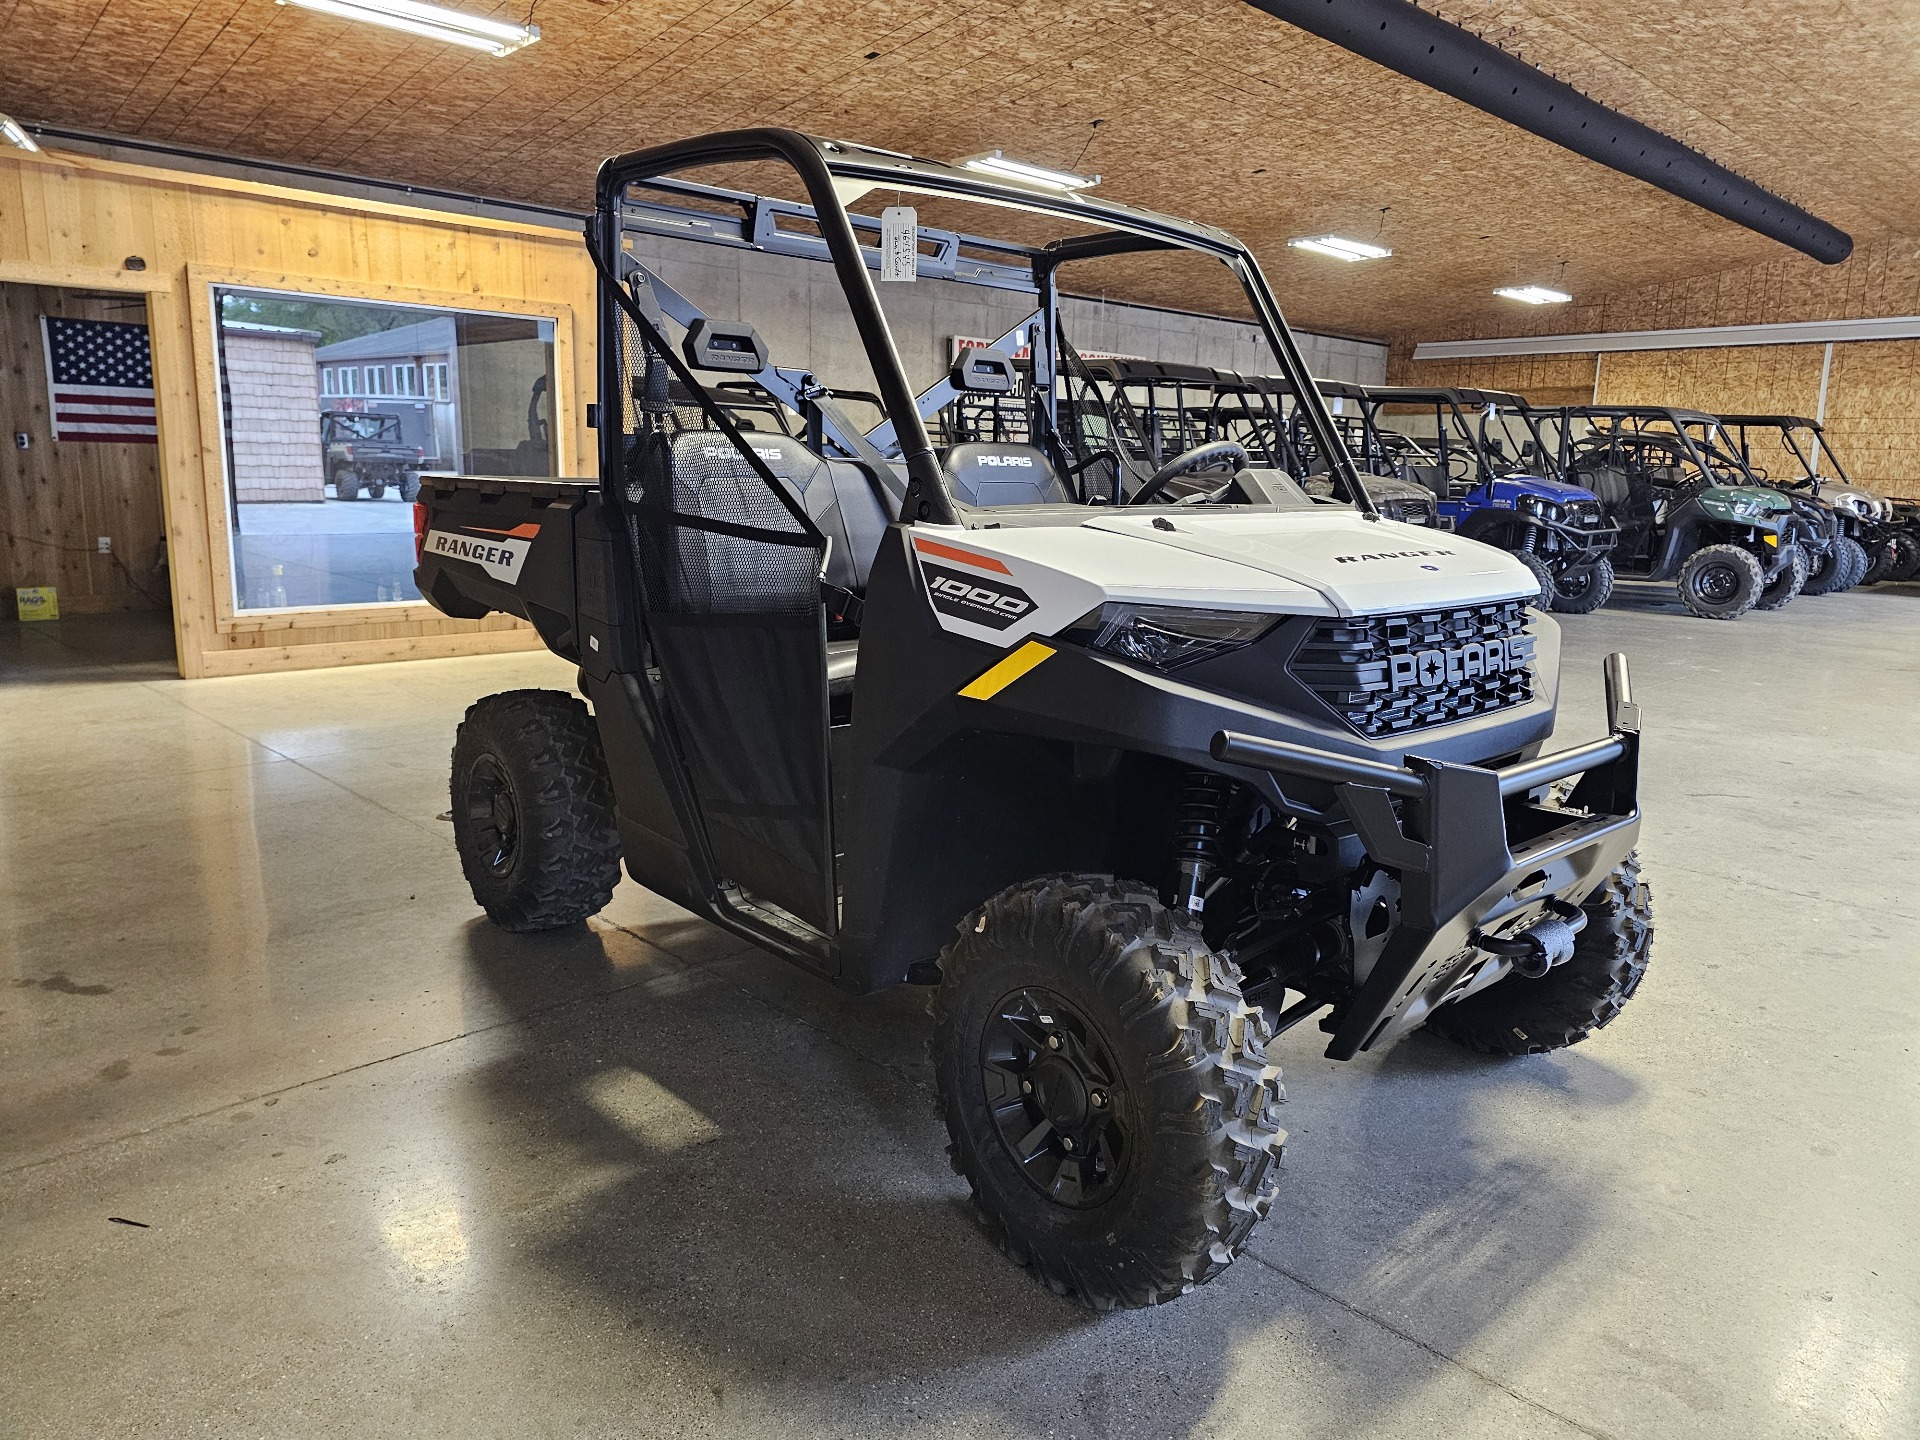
top-left (1322, 390), bottom-right (1911, 621)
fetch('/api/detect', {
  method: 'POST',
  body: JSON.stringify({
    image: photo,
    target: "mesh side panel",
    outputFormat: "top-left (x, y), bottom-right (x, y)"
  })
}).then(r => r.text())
top-left (1291, 600), bottom-right (1534, 737)
top-left (610, 305), bottom-right (835, 932)
top-left (617, 310), bottom-right (822, 618)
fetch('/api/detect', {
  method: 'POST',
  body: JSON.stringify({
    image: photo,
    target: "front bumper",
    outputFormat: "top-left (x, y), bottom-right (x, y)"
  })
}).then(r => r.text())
top-left (1213, 653), bottom-right (1642, 1060)
top-left (1524, 514), bottom-right (1620, 564)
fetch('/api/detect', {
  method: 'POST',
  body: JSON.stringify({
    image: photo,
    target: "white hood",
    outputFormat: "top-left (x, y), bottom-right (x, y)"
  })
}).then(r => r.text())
top-left (907, 510), bottom-right (1541, 651)
top-left (1081, 510), bottom-right (1537, 616)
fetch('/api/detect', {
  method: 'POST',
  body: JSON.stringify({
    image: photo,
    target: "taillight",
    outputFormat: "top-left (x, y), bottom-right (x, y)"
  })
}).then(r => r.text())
top-left (413, 502), bottom-right (428, 563)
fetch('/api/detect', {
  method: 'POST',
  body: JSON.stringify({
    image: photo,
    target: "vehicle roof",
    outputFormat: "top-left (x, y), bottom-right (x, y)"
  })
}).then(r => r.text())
top-left (1313, 378), bottom-right (1371, 400)
top-left (601, 128), bottom-right (1249, 264)
top-left (1570, 405), bottom-right (1720, 425)
top-left (1717, 413), bottom-right (1822, 429)
top-left (1363, 384), bottom-right (1530, 408)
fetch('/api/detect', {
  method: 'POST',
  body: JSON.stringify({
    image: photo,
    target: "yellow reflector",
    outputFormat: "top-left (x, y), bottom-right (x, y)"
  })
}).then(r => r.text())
top-left (958, 641), bottom-right (1054, 700)
top-left (1763, 533), bottom-right (1779, 546)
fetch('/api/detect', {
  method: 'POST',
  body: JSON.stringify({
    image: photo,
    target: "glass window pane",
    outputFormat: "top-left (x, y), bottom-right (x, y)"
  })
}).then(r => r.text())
top-left (215, 288), bottom-right (558, 612)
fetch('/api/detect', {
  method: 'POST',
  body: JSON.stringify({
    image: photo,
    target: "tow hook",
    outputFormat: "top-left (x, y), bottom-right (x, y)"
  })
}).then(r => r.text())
top-left (1471, 899), bottom-right (1588, 978)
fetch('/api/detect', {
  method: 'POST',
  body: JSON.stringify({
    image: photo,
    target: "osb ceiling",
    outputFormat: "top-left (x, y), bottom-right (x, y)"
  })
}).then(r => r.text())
top-left (3, 0), bottom-right (1916, 341)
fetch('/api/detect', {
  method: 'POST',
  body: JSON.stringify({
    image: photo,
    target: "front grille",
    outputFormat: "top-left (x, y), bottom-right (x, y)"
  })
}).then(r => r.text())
top-left (1291, 600), bottom-right (1535, 738)
top-left (1566, 499), bottom-right (1604, 528)
top-left (1378, 496), bottom-right (1436, 527)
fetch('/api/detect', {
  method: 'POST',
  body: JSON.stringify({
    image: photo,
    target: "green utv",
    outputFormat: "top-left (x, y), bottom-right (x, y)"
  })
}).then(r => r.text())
top-left (1556, 406), bottom-right (1799, 620)
top-left (415, 129), bottom-right (1652, 1310)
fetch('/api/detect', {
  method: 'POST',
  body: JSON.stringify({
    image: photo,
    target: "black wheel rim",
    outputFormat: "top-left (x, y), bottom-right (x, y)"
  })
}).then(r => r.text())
top-left (980, 988), bottom-right (1130, 1209)
top-left (466, 755), bottom-right (519, 874)
top-left (1559, 569), bottom-right (1592, 600)
top-left (1690, 560), bottom-right (1741, 603)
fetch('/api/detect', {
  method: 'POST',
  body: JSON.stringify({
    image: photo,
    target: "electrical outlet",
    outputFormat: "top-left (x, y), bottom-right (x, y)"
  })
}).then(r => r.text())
top-left (13, 433), bottom-right (27, 450)
top-left (97, 536), bottom-right (112, 553)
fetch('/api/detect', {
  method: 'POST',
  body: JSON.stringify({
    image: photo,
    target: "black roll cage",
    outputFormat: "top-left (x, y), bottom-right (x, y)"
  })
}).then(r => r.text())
top-left (1718, 414), bottom-right (1854, 489)
top-left (1556, 405), bottom-right (1755, 489)
top-left (590, 127), bottom-right (1373, 525)
top-left (1364, 385), bottom-right (1559, 484)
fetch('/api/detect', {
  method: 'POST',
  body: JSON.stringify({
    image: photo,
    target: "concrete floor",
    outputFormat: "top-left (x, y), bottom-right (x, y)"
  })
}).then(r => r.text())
top-left (3, 586), bottom-right (1917, 1439)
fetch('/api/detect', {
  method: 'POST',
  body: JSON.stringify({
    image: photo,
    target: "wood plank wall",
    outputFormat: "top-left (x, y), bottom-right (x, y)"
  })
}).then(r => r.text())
top-left (0, 145), bottom-right (590, 675)
top-left (1389, 233), bottom-right (1920, 497)
top-left (0, 283), bottom-right (169, 612)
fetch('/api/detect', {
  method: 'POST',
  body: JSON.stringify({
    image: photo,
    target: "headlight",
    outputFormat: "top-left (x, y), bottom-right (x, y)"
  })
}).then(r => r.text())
top-left (1519, 495), bottom-right (1563, 521)
top-left (1732, 499), bottom-right (1761, 519)
top-left (1064, 603), bottom-right (1279, 671)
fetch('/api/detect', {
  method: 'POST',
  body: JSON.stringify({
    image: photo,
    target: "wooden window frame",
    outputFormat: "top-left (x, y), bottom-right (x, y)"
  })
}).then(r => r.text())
top-left (187, 266), bottom-right (577, 635)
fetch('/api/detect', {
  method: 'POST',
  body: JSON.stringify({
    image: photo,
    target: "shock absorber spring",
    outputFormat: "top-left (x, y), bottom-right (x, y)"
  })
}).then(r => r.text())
top-left (1171, 770), bottom-right (1235, 916)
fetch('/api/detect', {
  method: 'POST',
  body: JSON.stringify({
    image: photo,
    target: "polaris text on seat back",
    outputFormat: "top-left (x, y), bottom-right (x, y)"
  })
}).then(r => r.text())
top-left (414, 128), bottom-right (1653, 1311)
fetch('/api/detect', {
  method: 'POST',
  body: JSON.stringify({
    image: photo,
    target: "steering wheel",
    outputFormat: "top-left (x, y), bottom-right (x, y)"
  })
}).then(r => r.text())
top-left (1127, 439), bottom-right (1249, 506)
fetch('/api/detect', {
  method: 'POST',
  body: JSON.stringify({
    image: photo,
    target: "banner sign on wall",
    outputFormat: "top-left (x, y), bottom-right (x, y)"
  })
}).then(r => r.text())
top-left (40, 317), bottom-right (159, 444)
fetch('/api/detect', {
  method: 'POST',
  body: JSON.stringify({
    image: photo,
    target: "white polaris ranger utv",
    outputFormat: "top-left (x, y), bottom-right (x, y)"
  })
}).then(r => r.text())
top-left (415, 128), bottom-right (1652, 1310)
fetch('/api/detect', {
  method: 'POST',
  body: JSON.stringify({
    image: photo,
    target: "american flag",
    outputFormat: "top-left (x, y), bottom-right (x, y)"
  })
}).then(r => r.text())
top-left (41, 316), bottom-right (158, 444)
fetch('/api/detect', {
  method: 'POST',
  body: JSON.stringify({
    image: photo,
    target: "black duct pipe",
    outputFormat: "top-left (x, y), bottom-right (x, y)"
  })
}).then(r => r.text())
top-left (1243, 0), bottom-right (1852, 264)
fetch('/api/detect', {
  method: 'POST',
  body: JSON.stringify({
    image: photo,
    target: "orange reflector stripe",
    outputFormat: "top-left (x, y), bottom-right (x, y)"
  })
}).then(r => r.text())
top-left (958, 641), bottom-right (1054, 700)
top-left (466, 522), bottom-right (543, 539)
top-left (912, 535), bottom-right (1011, 574)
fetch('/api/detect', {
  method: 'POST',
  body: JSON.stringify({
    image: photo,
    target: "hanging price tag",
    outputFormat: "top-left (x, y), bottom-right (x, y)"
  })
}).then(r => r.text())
top-left (880, 206), bottom-right (919, 282)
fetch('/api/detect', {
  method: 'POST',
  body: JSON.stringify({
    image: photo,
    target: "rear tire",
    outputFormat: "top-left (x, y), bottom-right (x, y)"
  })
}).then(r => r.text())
top-left (332, 466), bottom-right (361, 500)
top-left (1549, 556), bottom-right (1614, 614)
top-left (1513, 549), bottom-right (1555, 610)
top-left (931, 874), bottom-right (1285, 1310)
top-left (1676, 544), bottom-right (1763, 620)
top-left (1755, 543), bottom-right (1808, 610)
top-left (398, 472), bottom-right (422, 503)
top-left (1425, 854), bottom-right (1653, 1056)
top-left (450, 690), bottom-right (622, 932)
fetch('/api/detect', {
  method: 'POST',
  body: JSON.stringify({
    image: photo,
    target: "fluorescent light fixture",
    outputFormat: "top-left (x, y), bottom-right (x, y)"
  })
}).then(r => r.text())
top-left (0, 114), bottom-right (40, 152)
top-left (1495, 285), bottom-right (1573, 305)
top-left (958, 151), bottom-right (1099, 192)
top-left (1287, 235), bottom-right (1391, 262)
top-left (275, 0), bottom-right (540, 55)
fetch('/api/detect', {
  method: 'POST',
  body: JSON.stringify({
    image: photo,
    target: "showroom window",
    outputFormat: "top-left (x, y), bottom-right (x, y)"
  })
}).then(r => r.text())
top-left (214, 287), bottom-right (558, 612)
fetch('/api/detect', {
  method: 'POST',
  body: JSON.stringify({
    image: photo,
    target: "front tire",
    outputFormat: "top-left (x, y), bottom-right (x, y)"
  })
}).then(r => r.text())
top-left (1800, 540), bottom-right (1849, 596)
top-left (1893, 539), bottom-right (1920, 582)
top-left (1676, 543), bottom-right (1763, 619)
top-left (1425, 854), bottom-right (1653, 1056)
top-left (1549, 555), bottom-right (1614, 614)
top-left (1830, 536), bottom-right (1869, 592)
top-left (1755, 543), bottom-right (1808, 610)
top-left (931, 875), bottom-right (1285, 1310)
top-left (1513, 549), bottom-right (1555, 610)
top-left (450, 690), bottom-right (622, 932)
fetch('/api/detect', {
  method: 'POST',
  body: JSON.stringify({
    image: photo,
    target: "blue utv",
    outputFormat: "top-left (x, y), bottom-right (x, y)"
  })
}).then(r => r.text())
top-left (1360, 386), bottom-right (1620, 613)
